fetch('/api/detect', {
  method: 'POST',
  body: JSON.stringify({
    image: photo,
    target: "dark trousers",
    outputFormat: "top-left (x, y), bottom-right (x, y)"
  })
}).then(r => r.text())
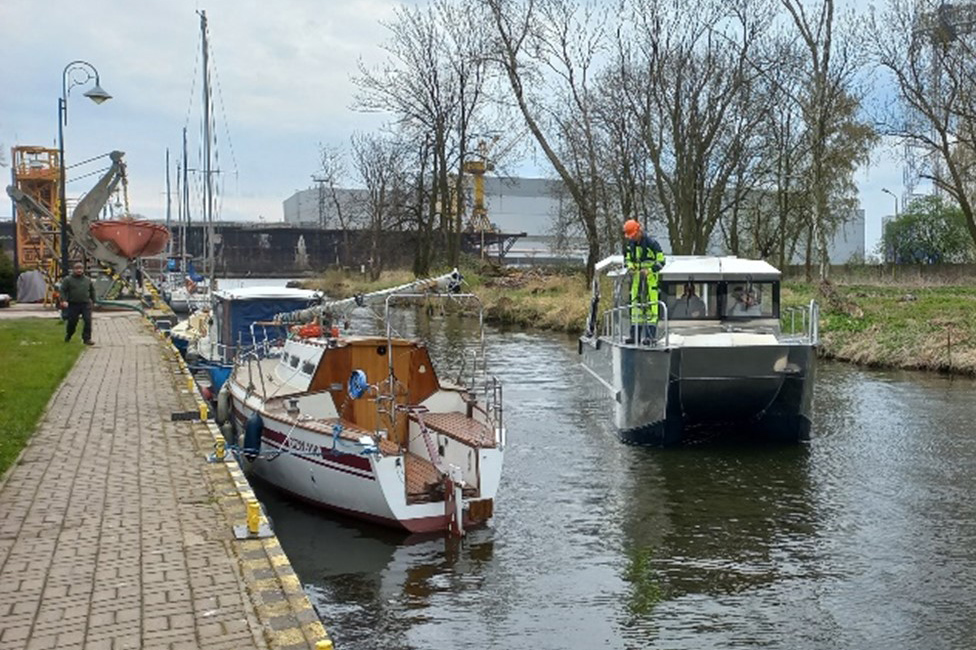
top-left (630, 322), bottom-right (657, 343)
top-left (65, 302), bottom-right (93, 342)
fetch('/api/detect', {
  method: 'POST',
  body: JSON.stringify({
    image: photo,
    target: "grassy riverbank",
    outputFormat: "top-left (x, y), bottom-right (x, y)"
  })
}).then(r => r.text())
top-left (0, 319), bottom-right (84, 477)
top-left (303, 266), bottom-right (976, 375)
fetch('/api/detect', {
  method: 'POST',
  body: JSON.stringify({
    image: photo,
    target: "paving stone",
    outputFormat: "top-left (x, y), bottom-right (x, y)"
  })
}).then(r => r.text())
top-left (0, 317), bottom-right (327, 650)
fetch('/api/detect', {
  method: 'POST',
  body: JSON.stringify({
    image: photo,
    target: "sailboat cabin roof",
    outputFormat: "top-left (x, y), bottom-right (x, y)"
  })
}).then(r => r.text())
top-left (214, 286), bottom-right (322, 301)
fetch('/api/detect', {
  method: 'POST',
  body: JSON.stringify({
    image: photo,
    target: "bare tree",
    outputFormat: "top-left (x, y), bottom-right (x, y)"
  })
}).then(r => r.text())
top-left (615, 0), bottom-right (776, 255)
top-left (351, 132), bottom-right (411, 281)
top-left (755, 37), bottom-right (813, 269)
top-left (314, 143), bottom-right (358, 266)
top-left (485, 0), bottom-right (611, 283)
top-left (870, 0), bottom-right (976, 249)
top-left (354, 0), bottom-right (495, 270)
top-left (782, 0), bottom-right (875, 281)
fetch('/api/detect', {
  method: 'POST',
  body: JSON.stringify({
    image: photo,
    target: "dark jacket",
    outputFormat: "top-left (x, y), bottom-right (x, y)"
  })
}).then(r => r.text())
top-left (61, 274), bottom-right (96, 304)
top-left (624, 234), bottom-right (665, 272)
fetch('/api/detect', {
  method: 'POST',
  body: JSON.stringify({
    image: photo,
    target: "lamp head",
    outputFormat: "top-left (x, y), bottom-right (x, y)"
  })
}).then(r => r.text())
top-left (84, 84), bottom-right (112, 104)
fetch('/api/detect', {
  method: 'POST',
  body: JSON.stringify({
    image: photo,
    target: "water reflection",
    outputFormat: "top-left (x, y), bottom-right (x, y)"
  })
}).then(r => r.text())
top-left (255, 319), bottom-right (976, 650)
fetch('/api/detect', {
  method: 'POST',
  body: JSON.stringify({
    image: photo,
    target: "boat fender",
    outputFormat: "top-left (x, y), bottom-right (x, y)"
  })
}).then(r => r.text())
top-left (215, 383), bottom-right (231, 425)
top-left (244, 413), bottom-right (263, 460)
top-left (348, 369), bottom-right (368, 399)
top-left (220, 420), bottom-right (233, 444)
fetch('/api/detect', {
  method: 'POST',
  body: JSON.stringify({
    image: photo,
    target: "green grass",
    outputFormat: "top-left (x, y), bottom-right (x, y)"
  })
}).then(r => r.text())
top-left (783, 280), bottom-right (976, 373)
top-left (0, 319), bottom-right (84, 478)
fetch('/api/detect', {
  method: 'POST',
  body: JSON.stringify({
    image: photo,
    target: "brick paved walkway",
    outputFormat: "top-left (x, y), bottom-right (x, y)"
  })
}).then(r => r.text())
top-left (0, 315), bottom-right (330, 650)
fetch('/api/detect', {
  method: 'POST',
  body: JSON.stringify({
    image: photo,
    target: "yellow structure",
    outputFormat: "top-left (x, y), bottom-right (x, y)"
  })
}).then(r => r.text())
top-left (463, 140), bottom-right (495, 234)
top-left (10, 146), bottom-right (63, 300)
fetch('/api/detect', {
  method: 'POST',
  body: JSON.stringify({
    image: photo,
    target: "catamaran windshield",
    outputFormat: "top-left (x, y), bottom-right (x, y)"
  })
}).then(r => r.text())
top-left (661, 281), bottom-right (716, 319)
top-left (660, 280), bottom-right (780, 320)
top-left (723, 281), bottom-right (779, 318)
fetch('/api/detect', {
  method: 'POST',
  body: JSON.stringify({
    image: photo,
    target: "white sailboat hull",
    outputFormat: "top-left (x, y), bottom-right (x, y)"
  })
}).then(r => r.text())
top-left (226, 343), bottom-right (503, 533)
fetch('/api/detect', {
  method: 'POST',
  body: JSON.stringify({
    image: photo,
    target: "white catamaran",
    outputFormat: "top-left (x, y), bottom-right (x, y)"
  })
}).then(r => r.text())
top-left (579, 255), bottom-right (819, 445)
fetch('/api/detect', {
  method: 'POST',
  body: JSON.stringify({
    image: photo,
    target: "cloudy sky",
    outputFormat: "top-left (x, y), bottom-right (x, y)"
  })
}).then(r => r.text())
top-left (1, 0), bottom-right (901, 254)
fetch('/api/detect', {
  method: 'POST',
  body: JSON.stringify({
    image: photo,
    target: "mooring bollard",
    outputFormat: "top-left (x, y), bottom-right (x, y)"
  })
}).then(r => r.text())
top-left (315, 640), bottom-right (334, 650)
top-left (186, 375), bottom-right (195, 391)
top-left (214, 439), bottom-right (226, 461)
top-left (247, 499), bottom-right (260, 535)
top-left (198, 401), bottom-right (209, 420)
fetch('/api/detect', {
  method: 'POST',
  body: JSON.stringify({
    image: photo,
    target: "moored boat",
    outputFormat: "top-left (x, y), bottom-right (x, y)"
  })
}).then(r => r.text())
top-left (89, 218), bottom-right (170, 258)
top-left (579, 255), bottom-right (819, 445)
top-left (218, 270), bottom-right (505, 535)
top-left (181, 285), bottom-right (322, 391)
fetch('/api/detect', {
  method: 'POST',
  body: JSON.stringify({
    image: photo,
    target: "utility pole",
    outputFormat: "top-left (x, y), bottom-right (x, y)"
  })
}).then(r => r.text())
top-left (312, 176), bottom-right (327, 229)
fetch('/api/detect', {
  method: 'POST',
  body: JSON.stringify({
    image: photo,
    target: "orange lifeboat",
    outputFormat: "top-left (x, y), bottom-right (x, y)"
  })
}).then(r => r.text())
top-left (89, 218), bottom-right (171, 258)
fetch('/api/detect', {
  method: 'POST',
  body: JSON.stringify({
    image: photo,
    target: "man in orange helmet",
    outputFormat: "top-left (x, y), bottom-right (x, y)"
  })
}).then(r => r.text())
top-left (623, 218), bottom-right (666, 345)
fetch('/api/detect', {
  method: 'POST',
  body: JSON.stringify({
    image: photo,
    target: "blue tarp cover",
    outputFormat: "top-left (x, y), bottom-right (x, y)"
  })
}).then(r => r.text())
top-left (186, 260), bottom-right (205, 282)
top-left (214, 289), bottom-right (319, 362)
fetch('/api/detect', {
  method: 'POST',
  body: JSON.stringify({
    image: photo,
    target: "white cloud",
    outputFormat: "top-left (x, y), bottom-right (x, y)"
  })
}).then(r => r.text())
top-left (1, 0), bottom-right (399, 223)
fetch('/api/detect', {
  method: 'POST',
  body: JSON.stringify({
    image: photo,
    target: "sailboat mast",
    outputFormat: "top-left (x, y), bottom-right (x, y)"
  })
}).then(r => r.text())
top-left (182, 127), bottom-right (190, 264)
top-left (165, 148), bottom-right (172, 256)
top-left (200, 9), bottom-right (215, 283)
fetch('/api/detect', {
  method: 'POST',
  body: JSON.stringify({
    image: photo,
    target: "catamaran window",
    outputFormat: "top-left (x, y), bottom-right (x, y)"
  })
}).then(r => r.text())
top-left (289, 355), bottom-right (299, 368)
top-left (661, 281), bottom-right (716, 319)
top-left (301, 361), bottom-right (315, 375)
top-left (723, 281), bottom-right (779, 318)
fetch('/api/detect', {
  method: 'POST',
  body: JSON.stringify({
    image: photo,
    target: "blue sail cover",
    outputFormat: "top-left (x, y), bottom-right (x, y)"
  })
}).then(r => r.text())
top-left (212, 287), bottom-right (321, 363)
top-left (186, 260), bottom-right (205, 282)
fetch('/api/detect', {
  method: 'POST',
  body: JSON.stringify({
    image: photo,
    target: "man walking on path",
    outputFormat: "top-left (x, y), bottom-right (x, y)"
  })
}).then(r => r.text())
top-left (60, 261), bottom-right (96, 345)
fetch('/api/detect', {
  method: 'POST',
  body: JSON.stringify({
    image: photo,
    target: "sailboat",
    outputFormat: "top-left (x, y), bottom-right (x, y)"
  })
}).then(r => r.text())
top-left (216, 270), bottom-right (505, 536)
top-left (166, 10), bottom-right (219, 314)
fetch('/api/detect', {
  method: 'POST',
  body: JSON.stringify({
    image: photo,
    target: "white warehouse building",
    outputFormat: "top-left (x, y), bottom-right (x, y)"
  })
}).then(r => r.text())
top-left (282, 177), bottom-right (865, 264)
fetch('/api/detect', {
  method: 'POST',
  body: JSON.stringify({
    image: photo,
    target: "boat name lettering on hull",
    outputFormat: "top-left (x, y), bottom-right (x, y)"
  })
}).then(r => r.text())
top-left (286, 438), bottom-right (321, 456)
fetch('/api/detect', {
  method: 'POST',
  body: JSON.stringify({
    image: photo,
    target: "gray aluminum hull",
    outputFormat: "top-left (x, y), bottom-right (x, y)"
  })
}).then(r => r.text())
top-left (579, 336), bottom-right (815, 445)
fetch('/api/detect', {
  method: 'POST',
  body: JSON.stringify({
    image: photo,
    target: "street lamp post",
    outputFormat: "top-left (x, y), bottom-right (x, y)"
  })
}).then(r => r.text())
top-left (58, 60), bottom-right (111, 279)
top-left (881, 187), bottom-right (899, 218)
top-left (881, 188), bottom-right (900, 265)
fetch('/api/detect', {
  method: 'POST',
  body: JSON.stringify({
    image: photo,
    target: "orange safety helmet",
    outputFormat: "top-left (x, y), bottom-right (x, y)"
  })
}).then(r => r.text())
top-left (623, 219), bottom-right (642, 239)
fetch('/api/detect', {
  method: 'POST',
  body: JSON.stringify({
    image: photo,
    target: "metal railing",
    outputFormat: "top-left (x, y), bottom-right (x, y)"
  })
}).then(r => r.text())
top-left (781, 300), bottom-right (820, 345)
top-left (600, 300), bottom-right (671, 347)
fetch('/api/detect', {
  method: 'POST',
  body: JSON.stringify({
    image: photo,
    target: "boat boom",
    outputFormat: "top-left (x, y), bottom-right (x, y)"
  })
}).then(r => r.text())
top-left (274, 268), bottom-right (464, 324)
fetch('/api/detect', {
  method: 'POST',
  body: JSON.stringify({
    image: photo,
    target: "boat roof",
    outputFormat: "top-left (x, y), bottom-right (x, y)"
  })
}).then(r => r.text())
top-left (661, 256), bottom-right (781, 281)
top-left (214, 286), bottom-right (321, 301)
top-left (597, 254), bottom-right (781, 281)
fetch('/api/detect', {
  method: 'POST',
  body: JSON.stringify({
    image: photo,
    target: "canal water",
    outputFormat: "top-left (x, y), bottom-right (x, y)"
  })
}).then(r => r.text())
top-left (252, 317), bottom-right (976, 650)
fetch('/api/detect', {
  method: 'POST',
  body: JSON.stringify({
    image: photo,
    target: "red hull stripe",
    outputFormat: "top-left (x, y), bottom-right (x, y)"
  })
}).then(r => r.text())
top-left (230, 407), bottom-right (489, 534)
top-left (232, 407), bottom-right (374, 475)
